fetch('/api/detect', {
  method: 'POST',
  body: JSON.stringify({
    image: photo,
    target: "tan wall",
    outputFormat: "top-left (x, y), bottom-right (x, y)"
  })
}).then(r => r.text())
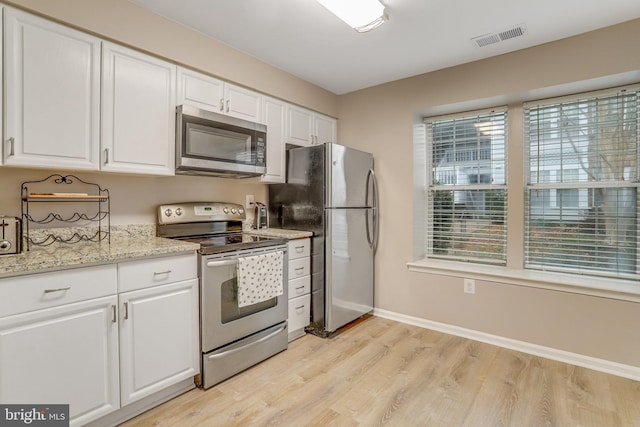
top-left (338, 19), bottom-right (640, 367)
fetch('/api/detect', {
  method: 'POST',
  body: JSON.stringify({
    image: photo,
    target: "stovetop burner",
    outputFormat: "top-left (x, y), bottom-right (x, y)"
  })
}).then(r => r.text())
top-left (177, 233), bottom-right (286, 255)
top-left (157, 202), bottom-right (287, 254)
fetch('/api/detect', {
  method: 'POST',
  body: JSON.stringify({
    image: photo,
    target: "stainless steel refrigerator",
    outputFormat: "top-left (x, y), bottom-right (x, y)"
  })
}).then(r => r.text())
top-left (268, 143), bottom-right (379, 336)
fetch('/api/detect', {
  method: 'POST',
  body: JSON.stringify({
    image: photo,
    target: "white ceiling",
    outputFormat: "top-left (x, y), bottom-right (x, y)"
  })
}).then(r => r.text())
top-left (129, 0), bottom-right (640, 95)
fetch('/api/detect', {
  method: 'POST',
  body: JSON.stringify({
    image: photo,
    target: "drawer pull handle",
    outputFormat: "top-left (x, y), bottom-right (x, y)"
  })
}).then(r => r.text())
top-left (295, 246), bottom-right (305, 253)
top-left (295, 267), bottom-right (305, 272)
top-left (295, 305), bottom-right (305, 311)
top-left (154, 270), bottom-right (172, 276)
top-left (124, 302), bottom-right (129, 320)
top-left (44, 287), bottom-right (70, 294)
top-left (112, 305), bottom-right (117, 323)
top-left (295, 285), bottom-right (305, 290)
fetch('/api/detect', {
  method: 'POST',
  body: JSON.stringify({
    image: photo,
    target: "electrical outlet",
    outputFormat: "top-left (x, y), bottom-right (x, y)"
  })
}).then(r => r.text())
top-left (464, 278), bottom-right (476, 294)
top-left (246, 194), bottom-right (255, 208)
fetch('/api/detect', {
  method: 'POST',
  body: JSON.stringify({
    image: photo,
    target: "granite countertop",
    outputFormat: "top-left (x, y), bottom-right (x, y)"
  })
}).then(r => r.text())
top-left (0, 225), bottom-right (199, 279)
top-left (244, 228), bottom-right (313, 240)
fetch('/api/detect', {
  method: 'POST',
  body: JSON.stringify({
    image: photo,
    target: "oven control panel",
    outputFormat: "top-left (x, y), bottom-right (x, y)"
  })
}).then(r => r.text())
top-left (158, 202), bottom-right (246, 224)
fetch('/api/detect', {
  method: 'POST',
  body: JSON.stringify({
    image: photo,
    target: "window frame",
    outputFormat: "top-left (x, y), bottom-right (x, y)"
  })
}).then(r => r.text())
top-left (424, 107), bottom-right (508, 265)
top-left (409, 83), bottom-right (640, 302)
top-left (523, 86), bottom-right (639, 280)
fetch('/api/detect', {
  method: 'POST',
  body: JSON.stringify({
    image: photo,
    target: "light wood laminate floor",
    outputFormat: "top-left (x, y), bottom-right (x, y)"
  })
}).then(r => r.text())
top-left (121, 316), bottom-right (640, 426)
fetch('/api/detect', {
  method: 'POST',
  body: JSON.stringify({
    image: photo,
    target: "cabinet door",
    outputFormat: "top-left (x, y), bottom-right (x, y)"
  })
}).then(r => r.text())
top-left (4, 8), bottom-right (101, 170)
top-left (177, 66), bottom-right (224, 113)
top-left (224, 83), bottom-right (262, 122)
top-left (315, 113), bottom-right (337, 145)
top-left (0, 296), bottom-right (119, 426)
top-left (102, 42), bottom-right (176, 175)
top-left (119, 279), bottom-right (199, 406)
top-left (285, 105), bottom-right (313, 147)
top-left (261, 96), bottom-right (286, 183)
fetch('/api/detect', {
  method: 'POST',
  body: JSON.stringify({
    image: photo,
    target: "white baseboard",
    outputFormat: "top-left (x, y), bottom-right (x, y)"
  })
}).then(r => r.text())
top-left (373, 308), bottom-right (640, 382)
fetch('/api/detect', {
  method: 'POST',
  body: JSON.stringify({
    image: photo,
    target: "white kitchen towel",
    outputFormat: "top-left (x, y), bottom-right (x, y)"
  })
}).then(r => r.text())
top-left (237, 250), bottom-right (284, 307)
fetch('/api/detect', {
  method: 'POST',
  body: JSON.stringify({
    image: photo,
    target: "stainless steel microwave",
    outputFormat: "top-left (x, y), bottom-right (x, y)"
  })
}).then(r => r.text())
top-left (176, 105), bottom-right (267, 178)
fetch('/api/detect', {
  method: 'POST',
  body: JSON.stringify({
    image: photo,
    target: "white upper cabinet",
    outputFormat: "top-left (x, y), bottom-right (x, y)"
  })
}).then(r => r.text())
top-left (177, 67), bottom-right (262, 123)
top-left (177, 67), bottom-right (224, 112)
top-left (4, 8), bottom-right (101, 170)
top-left (224, 84), bottom-right (262, 122)
top-left (261, 96), bottom-right (286, 183)
top-left (285, 104), bottom-right (313, 147)
top-left (286, 104), bottom-right (337, 147)
top-left (101, 42), bottom-right (176, 175)
top-left (315, 112), bottom-right (338, 146)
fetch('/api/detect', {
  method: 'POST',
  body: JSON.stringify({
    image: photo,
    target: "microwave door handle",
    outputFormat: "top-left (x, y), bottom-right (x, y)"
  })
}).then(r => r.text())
top-left (206, 259), bottom-right (239, 268)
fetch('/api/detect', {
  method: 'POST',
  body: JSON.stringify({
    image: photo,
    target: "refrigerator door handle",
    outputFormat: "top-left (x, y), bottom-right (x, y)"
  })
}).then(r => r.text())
top-left (366, 168), bottom-right (380, 251)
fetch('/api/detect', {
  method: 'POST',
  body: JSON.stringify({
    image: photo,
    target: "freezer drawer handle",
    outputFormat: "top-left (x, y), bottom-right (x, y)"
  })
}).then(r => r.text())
top-left (207, 322), bottom-right (287, 360)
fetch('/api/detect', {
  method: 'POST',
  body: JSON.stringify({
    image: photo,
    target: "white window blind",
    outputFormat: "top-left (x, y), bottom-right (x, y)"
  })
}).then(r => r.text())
top-left (425, 108), bottom-right (507, 264)
top-left (524, 87), bottom-right (639, 279)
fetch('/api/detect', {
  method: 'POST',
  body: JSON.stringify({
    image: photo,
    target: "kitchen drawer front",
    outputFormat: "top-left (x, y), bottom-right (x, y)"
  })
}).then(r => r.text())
top-left (118, 253), bottom-right (197, 293)
top-left (288, 238), bottom-right (310, 260)
top-left (288, 294), bottom-right (310, 333)
top-left (288, 257), bottom-right (310, 280)
top-left (288, 275), bottom-right (311, 299)
top-left (0, 264), bottom-right (117, 317)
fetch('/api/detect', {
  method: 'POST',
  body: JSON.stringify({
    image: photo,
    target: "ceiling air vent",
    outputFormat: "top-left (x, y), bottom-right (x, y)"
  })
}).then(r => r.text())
top-left (472, 23), bottom-right (527, 48)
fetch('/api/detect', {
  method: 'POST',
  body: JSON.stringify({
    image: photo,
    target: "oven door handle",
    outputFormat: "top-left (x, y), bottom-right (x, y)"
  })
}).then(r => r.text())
top-left (206, 322), bottom-right (287, 361)
top-left (206, 259), bottom-right (239, 268)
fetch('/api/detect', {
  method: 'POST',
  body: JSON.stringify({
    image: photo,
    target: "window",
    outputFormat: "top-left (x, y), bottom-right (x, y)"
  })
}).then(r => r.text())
top-left (525, 88), bottom-right (639, 279)
top-left (425, 108), bottom-right (507, 264)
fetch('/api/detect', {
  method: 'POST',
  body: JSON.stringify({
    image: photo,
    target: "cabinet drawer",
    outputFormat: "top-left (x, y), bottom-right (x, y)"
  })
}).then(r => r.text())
top-left (118, 253), bottom-right (197, 293)
top-left (288, 275), bottom-right (310, 299)
top-left (0, 264), bottom-right (117, 317)
top-left (289, 257), bottom-right (310, 280)
top-left (288, 294), bottom-right (310, 332)
top-left (288, 238), bottom-right (310, 260)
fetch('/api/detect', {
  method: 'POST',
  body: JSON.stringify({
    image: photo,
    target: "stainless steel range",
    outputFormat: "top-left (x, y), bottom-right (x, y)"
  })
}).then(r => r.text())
top-left (157, 202), bottom-right (289, 389)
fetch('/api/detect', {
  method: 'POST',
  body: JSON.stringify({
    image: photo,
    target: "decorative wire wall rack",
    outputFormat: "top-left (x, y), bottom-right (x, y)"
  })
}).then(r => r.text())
top-left (21, 174), bottom-right (111, 250)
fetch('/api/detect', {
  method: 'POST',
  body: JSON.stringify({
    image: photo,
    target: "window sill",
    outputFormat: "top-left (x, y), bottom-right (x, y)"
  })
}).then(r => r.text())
top-left (406, 258), bottom-right (640, 303)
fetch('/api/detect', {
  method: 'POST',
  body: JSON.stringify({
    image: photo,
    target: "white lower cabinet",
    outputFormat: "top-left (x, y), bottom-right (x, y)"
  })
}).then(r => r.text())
top-left (119, 279), bottom-right (199, 406)
top-left (0, 253), bottom-right (199, 426)
top-left (287, 238), bottom-right (311, 341)
top-left (0, 265), bottom-right (119, 427)
top-left (118, 253), bottom-right (199, 406)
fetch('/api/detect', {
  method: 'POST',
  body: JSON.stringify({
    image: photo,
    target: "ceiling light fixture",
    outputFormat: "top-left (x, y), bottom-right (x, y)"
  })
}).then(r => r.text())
top-left (317, 0), bottom-right (388, 33)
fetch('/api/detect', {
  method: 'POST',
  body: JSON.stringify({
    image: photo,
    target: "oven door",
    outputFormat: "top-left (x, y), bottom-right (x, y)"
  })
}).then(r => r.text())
top-left (200, 245), bottom-right (288, 352)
